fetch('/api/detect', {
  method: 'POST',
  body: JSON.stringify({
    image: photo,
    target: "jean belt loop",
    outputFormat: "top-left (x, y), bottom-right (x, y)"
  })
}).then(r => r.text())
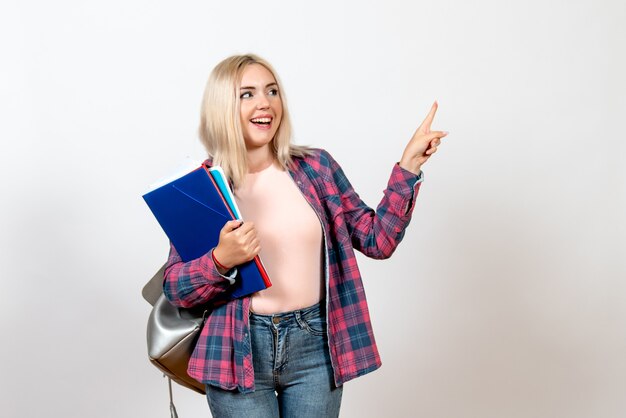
top-left (294, 310), bottom-right (306, 329)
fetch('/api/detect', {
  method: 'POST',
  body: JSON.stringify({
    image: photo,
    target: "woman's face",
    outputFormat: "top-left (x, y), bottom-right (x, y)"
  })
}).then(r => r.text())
top-left (239, 64), bottom-right (283, 151)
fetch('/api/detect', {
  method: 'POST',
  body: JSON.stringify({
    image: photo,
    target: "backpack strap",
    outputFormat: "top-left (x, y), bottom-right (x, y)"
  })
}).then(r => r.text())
top-left (143, 263), bottom-right (167, 306)
top-left (168, 376), bottom-right (179, 418)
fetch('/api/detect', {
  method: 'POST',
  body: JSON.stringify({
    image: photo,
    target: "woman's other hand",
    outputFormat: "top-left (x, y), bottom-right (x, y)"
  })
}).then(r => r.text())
top-left (212, 220), bottom-right (261, 274)
top-left (399, 101), bottom-right (448, 175)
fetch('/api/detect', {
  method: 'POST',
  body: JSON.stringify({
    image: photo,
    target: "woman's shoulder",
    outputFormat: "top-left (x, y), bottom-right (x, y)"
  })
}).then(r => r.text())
top-left (291, 148), bottom-right (346, 188)
top-left (294, 147), bottom-right (337, 169)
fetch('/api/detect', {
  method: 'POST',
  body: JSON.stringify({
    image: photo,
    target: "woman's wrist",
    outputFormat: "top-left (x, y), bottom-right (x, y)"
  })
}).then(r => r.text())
top-left (211, 248), bottom-right (231, 274)
top-left (398, 159), bottom-right (422, 176)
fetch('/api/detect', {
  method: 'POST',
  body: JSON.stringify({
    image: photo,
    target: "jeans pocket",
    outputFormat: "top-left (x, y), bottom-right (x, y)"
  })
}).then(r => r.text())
top-left (297, 310), bottom-right (326, 337)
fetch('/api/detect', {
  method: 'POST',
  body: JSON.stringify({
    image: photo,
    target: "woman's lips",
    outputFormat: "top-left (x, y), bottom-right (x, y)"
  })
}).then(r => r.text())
top-left (250, 116), bottom-right (273, 130)
top-left (250, 121), bottom-right (272, 130)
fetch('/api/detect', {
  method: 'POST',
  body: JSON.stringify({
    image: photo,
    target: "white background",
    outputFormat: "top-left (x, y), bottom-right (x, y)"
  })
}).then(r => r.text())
top-left (1, 1), bottom-right (625, 417)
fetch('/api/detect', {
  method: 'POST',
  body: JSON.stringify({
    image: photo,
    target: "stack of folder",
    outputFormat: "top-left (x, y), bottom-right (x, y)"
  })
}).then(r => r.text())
top-left (143, 165), bottom-right (271, 299)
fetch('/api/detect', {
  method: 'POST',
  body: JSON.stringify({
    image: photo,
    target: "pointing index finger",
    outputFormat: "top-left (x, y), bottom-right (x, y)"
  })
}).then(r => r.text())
top-left (418, 101), bottom-right (438, 134)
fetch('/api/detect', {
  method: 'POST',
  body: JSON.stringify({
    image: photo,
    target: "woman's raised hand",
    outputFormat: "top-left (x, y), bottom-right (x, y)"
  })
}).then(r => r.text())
top-left (212, 220), bottom-right (261, 273)
top-left (399, 101), bottom-right (448, 175)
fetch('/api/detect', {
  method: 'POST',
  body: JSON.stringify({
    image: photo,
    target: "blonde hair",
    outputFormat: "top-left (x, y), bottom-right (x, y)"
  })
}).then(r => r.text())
top-left (198, 54), bottom-right (310, 188)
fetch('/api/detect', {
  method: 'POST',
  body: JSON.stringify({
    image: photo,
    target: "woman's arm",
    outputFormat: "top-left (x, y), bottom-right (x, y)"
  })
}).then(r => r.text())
top-left (327, 102), bottom-right (447, 259)
top-left (326, 151), bottom-right (421, 259)
top-left (163, 220), bottom-right (260, 308)
top-left (162, 243), bottom-right (234, 308)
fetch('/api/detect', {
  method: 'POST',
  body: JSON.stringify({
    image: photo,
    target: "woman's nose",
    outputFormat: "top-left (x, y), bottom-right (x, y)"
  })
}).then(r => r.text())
top-left (255, 94), bottom-right (270, 109)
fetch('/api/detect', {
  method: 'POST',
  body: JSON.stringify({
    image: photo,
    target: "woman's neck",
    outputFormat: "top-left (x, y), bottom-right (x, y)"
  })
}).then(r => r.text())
top-left (246, 145), bottom-right (275, 173)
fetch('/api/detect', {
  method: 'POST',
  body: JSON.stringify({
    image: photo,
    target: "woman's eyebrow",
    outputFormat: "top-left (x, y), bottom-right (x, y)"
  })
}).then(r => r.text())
top-left (240, 82), bottom-right (278, 90)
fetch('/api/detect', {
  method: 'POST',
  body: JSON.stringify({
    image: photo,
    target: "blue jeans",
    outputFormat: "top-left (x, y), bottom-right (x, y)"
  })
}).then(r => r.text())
top-left (205, 302), bottom-right (343, 417)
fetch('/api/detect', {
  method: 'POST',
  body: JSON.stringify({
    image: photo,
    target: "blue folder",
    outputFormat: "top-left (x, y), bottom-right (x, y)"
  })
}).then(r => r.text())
top-left (143, 165), bottom-right (271, 299)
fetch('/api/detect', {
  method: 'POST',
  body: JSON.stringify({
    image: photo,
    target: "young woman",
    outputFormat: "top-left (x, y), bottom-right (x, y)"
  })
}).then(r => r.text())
top-left (163, 54), bottom-right (447, 417)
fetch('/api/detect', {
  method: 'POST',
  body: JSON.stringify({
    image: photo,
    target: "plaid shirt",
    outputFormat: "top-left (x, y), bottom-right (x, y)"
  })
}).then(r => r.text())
top-left (163, 149), bottom-right (422, 393)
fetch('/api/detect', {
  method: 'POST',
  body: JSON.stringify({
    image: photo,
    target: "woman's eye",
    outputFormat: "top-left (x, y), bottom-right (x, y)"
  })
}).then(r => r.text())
top-left (240, 91), bottom-right (252, 99)
top-left (268, 88), bottom-right (279, 96)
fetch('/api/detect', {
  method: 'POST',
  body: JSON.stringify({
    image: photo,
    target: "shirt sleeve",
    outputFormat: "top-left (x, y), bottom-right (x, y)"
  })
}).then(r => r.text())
top-left (163, 243), bottom-right (236, 308)
top-left (324, 150), bottom-right (422, 259)
top-left (397, 165), bottom-right (423, 215)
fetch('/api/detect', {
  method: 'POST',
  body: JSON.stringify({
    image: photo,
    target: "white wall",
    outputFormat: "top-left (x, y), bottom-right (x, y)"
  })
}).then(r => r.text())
top-left (1, 1), bottom-right (624, 417)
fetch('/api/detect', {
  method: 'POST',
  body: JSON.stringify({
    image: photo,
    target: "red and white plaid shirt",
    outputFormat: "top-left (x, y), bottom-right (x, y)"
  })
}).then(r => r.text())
top-left (163, 148), bottom-right (422, 393)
